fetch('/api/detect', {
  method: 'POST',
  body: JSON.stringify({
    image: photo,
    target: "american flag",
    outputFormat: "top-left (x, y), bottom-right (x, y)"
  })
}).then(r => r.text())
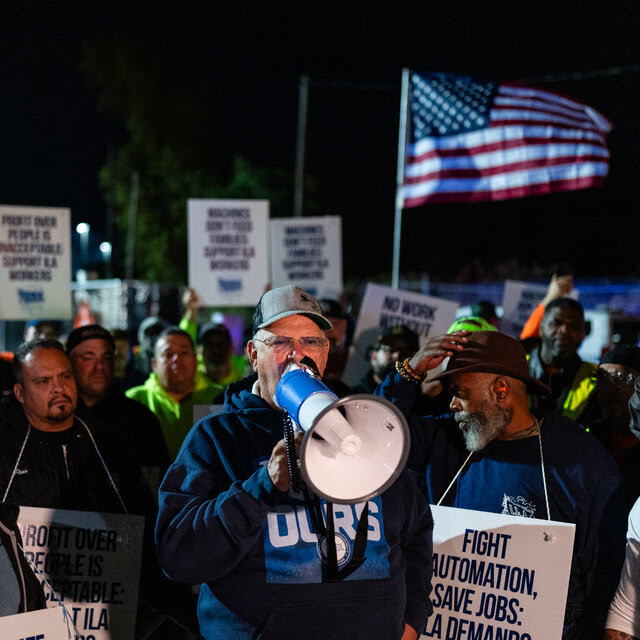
top-left (401, 71), bottom-right (612, 208)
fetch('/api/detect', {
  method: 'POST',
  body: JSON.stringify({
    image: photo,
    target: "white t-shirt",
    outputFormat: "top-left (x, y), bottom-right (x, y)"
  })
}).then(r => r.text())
top-left (606, 497), bottom-right (640, 636)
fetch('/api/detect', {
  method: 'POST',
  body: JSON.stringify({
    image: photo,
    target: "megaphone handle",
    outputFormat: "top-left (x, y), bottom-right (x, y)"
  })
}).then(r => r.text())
top-left (283, 409), bottom-right (302, 492)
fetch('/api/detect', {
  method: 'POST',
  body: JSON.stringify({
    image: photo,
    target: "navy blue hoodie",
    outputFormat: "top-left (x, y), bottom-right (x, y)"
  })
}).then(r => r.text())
top-left (155, 376), bottom-right (433, 639)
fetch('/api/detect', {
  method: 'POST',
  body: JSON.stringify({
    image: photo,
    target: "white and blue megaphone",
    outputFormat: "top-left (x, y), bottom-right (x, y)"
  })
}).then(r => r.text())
top-left (275, 359), bottom-right (410, 504)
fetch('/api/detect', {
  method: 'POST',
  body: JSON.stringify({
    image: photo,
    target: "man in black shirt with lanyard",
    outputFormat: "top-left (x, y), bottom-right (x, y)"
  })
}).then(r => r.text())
top-left (0, 338), bottom-right (149, 514)
top-left (377, 330), bottom-right (627, 640)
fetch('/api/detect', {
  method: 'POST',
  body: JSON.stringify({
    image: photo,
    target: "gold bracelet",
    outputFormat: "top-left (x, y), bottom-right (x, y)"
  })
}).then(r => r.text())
top-left (395, 358), bottom-right (424, 384)
top-left (403, 358), bottom-right (424, 382)
top-left (394, 359), bottom-right (411, 382)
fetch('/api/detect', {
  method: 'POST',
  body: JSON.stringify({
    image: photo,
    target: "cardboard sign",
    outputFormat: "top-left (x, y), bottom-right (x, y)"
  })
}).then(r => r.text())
top-left (188, 199), bottom-right (269, 306)
top-left (342, 284), bottom-right (458, 386)
top-left (2, 605), bottom-right (75, 639)
top-left (422, 506), bottom-right (575, 640)
top-left (0, 205), bottom-right (72, 320)
top-left (270, 216), bottom-right (342, 300)
top-left (500, 279), bottom-right (584, 341)
top-left (16, 506), bottom-right (145, 640)
top-left (500, 280), bottom-right (548, 339)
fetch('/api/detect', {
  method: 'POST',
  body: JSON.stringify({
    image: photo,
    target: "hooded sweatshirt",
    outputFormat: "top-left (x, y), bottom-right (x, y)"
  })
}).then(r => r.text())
top-left (156, 376), bottom-right (433, 639)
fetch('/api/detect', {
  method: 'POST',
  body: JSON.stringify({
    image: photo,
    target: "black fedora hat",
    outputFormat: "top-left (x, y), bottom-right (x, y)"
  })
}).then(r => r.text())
top-left (430, 331), bottom-right (551, 396)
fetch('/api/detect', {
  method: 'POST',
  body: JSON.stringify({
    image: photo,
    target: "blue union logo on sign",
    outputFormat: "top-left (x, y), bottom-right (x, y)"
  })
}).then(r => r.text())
top-left (218, 278), bottom-right (242, 293)
top-left (18, 289), bottom-right (45, 304)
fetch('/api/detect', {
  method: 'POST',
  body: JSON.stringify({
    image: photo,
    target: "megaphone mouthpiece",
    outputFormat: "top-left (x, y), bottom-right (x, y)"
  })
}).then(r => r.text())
top-left (299, 355), bottom-right (320, 376)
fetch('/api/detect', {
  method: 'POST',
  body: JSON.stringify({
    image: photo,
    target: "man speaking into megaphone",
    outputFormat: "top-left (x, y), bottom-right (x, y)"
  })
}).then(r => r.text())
top-left (156, 285), bottom-right (433, 640)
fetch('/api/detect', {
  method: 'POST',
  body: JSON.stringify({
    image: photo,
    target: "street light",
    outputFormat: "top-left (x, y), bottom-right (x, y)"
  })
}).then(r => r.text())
top-left (100, 241), bottom-right (112, 278)
top-left (76, 222), bottom-right (91, 267)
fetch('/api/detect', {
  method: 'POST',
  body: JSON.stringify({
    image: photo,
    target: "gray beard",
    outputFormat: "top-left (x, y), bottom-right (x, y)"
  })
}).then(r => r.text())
top-left (455, 404), bottom-right (511, 452)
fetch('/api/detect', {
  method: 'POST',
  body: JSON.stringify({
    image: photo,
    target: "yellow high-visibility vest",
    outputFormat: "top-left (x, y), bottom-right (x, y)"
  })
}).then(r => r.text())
top-left (527, 356), bottom-right (598, 421)
top-left (561, 361), bottom-right (598, 421)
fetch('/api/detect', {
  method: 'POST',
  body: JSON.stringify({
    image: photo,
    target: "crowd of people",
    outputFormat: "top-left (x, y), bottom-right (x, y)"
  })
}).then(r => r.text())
top-left (0, 280), bottom-right (638, 640)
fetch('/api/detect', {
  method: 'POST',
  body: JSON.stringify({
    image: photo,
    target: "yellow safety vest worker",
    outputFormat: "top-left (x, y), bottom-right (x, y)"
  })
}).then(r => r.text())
top-left (526, 355), bottom-right (598, 422)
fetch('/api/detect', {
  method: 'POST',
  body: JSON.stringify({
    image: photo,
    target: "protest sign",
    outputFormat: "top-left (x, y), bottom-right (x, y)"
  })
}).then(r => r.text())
top-left (499, 280), bottom-right (549, 339)
top-left (0, 205), bottom-right (71, 320)
top-left (342, 284), bottom-right (458, 386)
top-left (3, 605), bottom-right (74, 639)
top-left (270, 216), bottom-right (342, 299)
top-left (422, 506), bottom-right (575, 640)
top-left (16, 506), bottom-right (145, 640)
top-left (188, 199), bottom-right (269, 306)
top-left (500, 280), bottom-right (581, 340)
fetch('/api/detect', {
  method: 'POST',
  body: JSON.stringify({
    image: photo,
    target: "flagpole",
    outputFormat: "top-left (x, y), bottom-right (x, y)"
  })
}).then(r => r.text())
top-left (392, 68), bottom-right (410, 289)
top-left (294, 74), bottom-right (309, 218)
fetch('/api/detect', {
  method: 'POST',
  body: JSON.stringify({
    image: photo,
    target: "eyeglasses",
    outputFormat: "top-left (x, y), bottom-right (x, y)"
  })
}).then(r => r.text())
top-left (596, 368), bottom-right (636, 388)
top-left (377, 344), bottom-right (409, 355)
top-left (254, 336), bottom-right (329, 353)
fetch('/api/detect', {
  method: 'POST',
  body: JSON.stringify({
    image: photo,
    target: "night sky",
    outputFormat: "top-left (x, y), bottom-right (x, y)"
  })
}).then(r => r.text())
top-left (2, 1), bottom-right (639, 283)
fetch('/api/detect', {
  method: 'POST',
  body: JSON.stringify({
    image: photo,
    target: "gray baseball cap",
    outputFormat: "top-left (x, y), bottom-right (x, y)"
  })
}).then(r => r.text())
top-left (252, 286), bottom-right (333, 333)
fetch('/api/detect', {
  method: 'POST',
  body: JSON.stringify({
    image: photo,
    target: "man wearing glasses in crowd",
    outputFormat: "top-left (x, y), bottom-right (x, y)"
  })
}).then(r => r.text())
top-left (155, 285), bottom-right (433, 640)
top-left (597, 344), bottom-right (640, 508)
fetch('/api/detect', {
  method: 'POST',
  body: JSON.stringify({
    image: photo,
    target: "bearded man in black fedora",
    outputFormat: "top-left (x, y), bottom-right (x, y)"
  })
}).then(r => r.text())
top-left (376, 330), bottom-right (627, 640)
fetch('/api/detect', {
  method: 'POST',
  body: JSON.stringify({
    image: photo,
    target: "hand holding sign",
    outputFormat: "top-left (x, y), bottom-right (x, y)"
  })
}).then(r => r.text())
top-left (542, 274), bottom-right (574, 306)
